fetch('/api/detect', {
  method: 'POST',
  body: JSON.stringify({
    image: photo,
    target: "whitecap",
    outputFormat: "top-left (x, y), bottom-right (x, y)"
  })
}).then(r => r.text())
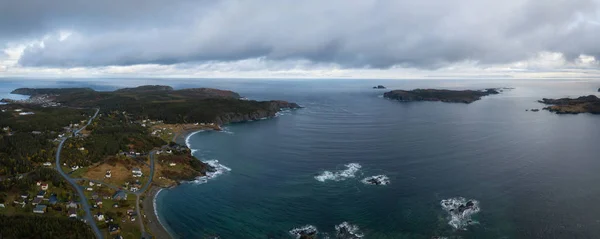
top-left (190, 159), bottom-right (232, 184)
top-left (361, 175), bottom-right (390, 185)
top-left (314, 163), bottom-right (362, 182)
top-left (440, 197), bottom-right (480, 230)
top-left (185, 130), bottom-right (204, 149)
top-left (335, 222), bottom-right (364, 238)
top-left (289, 225), bottom-right (318, 239)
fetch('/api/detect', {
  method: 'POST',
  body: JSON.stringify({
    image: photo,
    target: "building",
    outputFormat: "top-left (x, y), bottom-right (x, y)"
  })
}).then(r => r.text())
top-left (49, 195), bottom-right (58, 205)
top-left (89, 181), bottom-right (95, 186)
top-left (94, 212), bottom-right (105, 221)
top-left (68, 208), bottom-right (77, 218)
top-left (66, 201), bottom-right (78, 209)
top-left (112, 190), bottom-right (127, 201)
top-left (131, 168), bottom-right (143, 177)
top-left (43, 162), bottom-right (52, 167)
top-left (40, 183), bottom-right (48, 190)
top-left (31, 197), bottom-right (42, 205)
top-left (36, 190), bottom-right (46, 198)
top-left (33, 204), bottom-right (47, 214)
top-left (95, 198), bottom-right (103, 208)
top-left (108, 225), bottom-right (121, 235)
top-left (105, 170), bottom-right (112, 178)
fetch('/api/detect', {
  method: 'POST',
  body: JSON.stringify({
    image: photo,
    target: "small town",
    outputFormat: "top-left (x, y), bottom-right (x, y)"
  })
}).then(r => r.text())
top-left (0, 101), bottom-right (215, 239)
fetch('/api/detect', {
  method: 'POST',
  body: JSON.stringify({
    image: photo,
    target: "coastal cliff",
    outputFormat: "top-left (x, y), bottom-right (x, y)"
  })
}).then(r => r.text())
top-left (539, 95), bottom-right (600, 114)
top-left (384, 88), bottom-right (500, 104)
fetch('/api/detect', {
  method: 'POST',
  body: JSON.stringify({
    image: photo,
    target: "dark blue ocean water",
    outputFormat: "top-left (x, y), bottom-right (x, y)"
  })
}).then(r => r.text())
top-left (2, 78), bottom-right (600, 238)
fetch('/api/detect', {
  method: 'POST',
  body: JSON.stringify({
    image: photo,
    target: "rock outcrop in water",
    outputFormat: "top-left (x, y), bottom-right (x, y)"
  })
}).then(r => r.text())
top-left (373, 85), bottom-right (387, 89)
top-left (539, 95), bottom-right (600, 114)
top-left (384, 88), bottom-right (500, 104)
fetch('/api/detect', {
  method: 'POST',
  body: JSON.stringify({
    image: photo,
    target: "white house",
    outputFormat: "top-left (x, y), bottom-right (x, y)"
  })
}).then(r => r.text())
top-left (169, 163), bottom-right (177, 167)
top-left (105, 170), bottom-right (112, 178)
top-left (89, 181), bottom-right (95, 186)
top-left (86, 187), bottom-right (93, 191)
top-left (40, 183), bottom-right (48, 191)
top-left (132, 168), bottom-right (143, 177)
top-left (43, 162), bottom-right (52, 167)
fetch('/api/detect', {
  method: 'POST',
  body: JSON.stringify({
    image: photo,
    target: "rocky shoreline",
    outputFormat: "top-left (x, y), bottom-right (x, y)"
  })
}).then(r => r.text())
top-left (539, 95), bottom-right (600, 114)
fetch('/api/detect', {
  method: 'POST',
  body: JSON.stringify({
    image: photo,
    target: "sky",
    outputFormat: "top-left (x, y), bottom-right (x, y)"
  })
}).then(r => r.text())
top-left (1, 0), bottom-right (600, 79)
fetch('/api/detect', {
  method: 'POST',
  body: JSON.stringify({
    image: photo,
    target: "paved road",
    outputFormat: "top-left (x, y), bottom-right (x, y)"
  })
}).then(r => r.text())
top-left (137, 151), bottom-right (156, 238)
top-left (56, 108), bottom-right (103, 239)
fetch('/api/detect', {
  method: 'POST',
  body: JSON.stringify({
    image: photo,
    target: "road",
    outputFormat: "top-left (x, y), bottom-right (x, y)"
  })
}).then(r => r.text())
top-left (55, 108), bottom-right (103, 239)
top-left (137, 150), bottom-right (156, 239)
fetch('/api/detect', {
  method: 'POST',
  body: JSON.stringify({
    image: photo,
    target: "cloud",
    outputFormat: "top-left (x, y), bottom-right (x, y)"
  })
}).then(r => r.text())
top-left (3, 0), bottom-right (600, 70)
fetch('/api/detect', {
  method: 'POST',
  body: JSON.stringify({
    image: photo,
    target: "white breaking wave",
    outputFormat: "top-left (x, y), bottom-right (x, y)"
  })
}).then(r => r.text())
top-left (440, 197), bottom-right (480, 230)
top-left (315, 163), bottom-right (362, 182)
top-left (335, 222), bottom-right (364, 238)
top-left (185, 130), bottom-right (205, 148)
top-left (361, 175), bottom-right (390, 185)
top-left (219, 127), bottom-right (234, 135)
top-left (289, 225), bottom-right (318, 239)
top-left (192, 159), bottom-right (232, 184)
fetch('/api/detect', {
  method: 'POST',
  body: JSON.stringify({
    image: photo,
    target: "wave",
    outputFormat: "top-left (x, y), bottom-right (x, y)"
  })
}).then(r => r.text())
top-left (219, 127), bottom-right (234, 135)
top-left (192, 159), bottom-right (232, 184)
top-left (314, 163), bottom-right (362, 182)
top-left (185, 130), bottom-right (205, 148)
top-left (335, 222), bottom-right (364, 238)
top-left (440, 197), bottom-right (480, 230)
top-left (361, 175), bottom-right (390, 185)
top-left (289, 225), bottom-right (318, 239)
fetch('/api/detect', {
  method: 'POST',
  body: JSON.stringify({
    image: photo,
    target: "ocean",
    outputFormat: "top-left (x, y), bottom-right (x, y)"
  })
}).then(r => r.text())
top-left (2, 78), bottom-right (600, 238)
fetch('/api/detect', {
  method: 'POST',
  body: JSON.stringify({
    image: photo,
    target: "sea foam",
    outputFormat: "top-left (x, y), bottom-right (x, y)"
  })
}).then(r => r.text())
top-left (440, 197), bottom-right (480, 230)
top-left (314, 163), bottom-right (362, 182)
top-left (361, 175), bottom-right (390, 185)
top-left (192, 159), bottom-right (232, 184)
top-left (335, 222), bottom-right (364, 238)
top-left (289, 225), bottom-right (318, 239)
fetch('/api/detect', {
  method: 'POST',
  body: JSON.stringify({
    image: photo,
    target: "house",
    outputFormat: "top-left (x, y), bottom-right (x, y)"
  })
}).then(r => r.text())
top-left (43, 162), bottom-right (52, 167)
top-left (131, 168), bottom-right (143, 177)
top-left (89, 181), bottom-right (95, 187)
top-left (36, 190), bottom-right (46, 198)
top-left (108, 225), bottom-right (121, 235)
top-left (0, 203), bottom-right (5, 208)
top-left (68, 208), bottom-right (77, 218)
top-left (92, 192), bottom-right (99, 200)
top-left (94, 212), bottom-right (105, 221)
top-left (78, 147), bottom-right (85, 151)
top-left (130, 187), bottom-right (138, 192)
top-left (169, 162), bottom-right (177, 167)
top-left (112, 190), bottom-right (127, 201)
top-left (87, 187), bottom-right (93, 191)
top-left (48, 195), bottom-right (58, 205)
top-left (95, 198), bottom-right (103, 208)
top-left (36, 181), bottom-right (42, 186)
top-left (31, 197), bottom-right (42, 205)
top-left (40, 183), bottom-right (48, 190)
top-left (105, 170), bottom-right (112, 178)
top-left (20, 193), bottom-right (29, 199)
top-left (67, 201), bottom-right (78, 209)
top-left (33, 204), bottom-right (47, 214)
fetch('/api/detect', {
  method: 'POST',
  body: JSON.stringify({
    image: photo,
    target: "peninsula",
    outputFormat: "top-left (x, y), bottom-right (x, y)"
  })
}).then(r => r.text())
top-left (539, 95), bottom-right (600, 114)
top-left (0, 85), bottom-right (300, 239)
top-left (383, 88), bottom-right (500, 104)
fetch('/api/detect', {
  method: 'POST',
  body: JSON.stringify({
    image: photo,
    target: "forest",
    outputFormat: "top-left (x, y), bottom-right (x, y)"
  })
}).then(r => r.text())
top-left (0, 214), bottom-right (94, 239)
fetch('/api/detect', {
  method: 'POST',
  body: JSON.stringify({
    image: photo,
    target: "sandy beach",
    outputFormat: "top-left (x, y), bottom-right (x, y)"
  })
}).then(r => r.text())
top-left (143, 186), bottom-right (173, 239)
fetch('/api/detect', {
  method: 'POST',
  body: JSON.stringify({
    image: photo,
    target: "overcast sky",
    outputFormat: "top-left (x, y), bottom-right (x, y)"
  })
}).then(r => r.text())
top-left (1, 0), bottom-right (600, 79)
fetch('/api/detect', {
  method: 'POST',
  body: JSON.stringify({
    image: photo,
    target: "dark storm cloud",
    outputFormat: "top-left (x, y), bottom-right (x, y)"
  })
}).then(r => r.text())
top-left (3, 0), bottom-right (600, 69)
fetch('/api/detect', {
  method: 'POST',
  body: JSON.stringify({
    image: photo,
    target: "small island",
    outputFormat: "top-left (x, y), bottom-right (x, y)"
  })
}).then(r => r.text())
top-left (383, 88), bottom-right (500, 104)
top-left (373, 85), bottom-right (386, 89)
top-left (539, 95), bottom-right (600, 114)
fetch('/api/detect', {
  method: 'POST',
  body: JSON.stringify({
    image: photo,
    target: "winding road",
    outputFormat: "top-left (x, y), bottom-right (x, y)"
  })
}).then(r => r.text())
top-left (55, 108), bottom-right (103, 239)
